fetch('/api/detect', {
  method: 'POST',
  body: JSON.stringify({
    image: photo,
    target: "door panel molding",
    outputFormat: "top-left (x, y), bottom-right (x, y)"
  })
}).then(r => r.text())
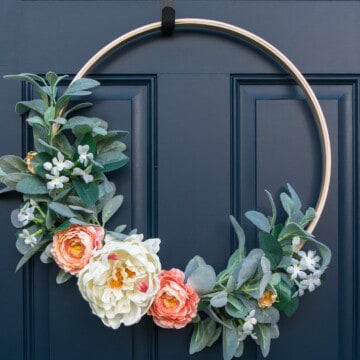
top-left (231, 74), bottom-right (358, 359)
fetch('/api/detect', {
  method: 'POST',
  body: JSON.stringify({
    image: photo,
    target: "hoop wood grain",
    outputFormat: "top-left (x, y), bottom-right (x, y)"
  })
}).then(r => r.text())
top-left (73, 18), bottom-right (331, 234)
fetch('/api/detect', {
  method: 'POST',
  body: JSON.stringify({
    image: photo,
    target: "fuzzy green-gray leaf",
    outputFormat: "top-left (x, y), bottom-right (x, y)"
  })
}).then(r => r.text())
top-left (16, 176), bottom-right (48, 195)
top-left (236, 249), bottom-right (264, 289)
top-left (278, 222), bottom-right (314, 242)
top-left (225, 295), bottom-right (247, 318)
top-left (0, 155), bottom-right (27, 174)
top-left (229, 215), bottom-right (246, 261)
top-left (63, 102), bottom-right (93, 117)
top-left (114, 224), bottom-right (127, 233)
top-left (62, 78), bottom-right (100, 96)
top-left (49, 202), bottom-right (76, 218)
top-left (255, 324), bottom-right (272, 358)
top-left (56, 269), bottom-right (73, 284)
top-left (72, 178), bottom-right (99, 206)
top-left (265, 190), bottom-right (277, 227)
top-left (15, 99), bottom-right (46, 115)
top-left (1, 173), bottom-right (32, 190)
top-left (258, 231), bottom-right (283, 269)
top-left (4, 74), bottom-right (47, 100)
top-left (15, 239), bottom-right (51, 271)
top-left (222, 323), bottom-right (238, 360)
top-left (210, 290), bottom-right (228, 308)
top-left (95, 151), bottom-right (128, 173)
top-left (187, 264), bottom-right (216, 295)
top-left (184, 255), bottom-right (207, 281)
top-left (189, 319), bottom-right (217, 355)
top-left (245, 210), bottom-right (271, 233)
top-left (11, 209), bottom-right (25, 228)
top-left (102, 195), bottom-right (124, 225)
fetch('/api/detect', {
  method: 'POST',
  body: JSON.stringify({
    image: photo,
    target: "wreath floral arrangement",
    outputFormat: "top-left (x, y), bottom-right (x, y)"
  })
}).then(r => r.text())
top-left (1, 72), bottom-right (331, 360)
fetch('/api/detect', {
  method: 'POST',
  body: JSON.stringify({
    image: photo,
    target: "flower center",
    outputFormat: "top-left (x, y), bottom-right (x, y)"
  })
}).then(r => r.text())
top-left (109, 267), bottom-right (136, 289)
top-left (258, 290), bottom-right (277, 308)
top-left (109, 269), bottom-right (124, 289)
top-left (68, 240), bottom-right (85, 258)
top-left (163, 294), bottom-right (179, 308)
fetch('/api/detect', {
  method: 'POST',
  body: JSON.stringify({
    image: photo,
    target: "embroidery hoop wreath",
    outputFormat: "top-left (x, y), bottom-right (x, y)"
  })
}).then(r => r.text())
top-left (2, 19), bottom-right (332, 360)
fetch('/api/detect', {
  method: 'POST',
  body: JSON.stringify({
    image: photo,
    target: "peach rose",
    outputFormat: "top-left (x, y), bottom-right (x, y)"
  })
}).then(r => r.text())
top-left (258, 290), bottom-right (277, 308)
top-left (51, 224), bottom-right (104, 275)
top-left (148, 268), bottom-right (199, 329)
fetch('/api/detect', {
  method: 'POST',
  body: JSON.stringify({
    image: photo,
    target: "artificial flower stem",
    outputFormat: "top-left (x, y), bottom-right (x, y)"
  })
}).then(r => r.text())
top-left (32, 218), bottom-right (45, 225)
top-left (35, 205), bottom-right (46, 219)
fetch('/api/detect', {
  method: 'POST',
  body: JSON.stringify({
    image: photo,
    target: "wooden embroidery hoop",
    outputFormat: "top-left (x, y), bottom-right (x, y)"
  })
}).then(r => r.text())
top-left (72, 18), bottom-right (331, 235)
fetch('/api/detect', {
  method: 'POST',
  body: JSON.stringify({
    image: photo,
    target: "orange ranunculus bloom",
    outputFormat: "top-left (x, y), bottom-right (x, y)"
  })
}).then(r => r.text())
top-left (148, 268), bottom-right (199, 329)
top-left (25, 151), bottom-right (37, 174)
top-left (51, 224), bottom-right (104, 275)
top-left (258, 290), bottom-right (277, 309)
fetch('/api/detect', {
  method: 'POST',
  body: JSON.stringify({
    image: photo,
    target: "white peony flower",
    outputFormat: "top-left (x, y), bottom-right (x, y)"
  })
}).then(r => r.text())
top-left (78, 233), bottom-right (161, 329)
top-left (77, 145), bottom-right (94, 167)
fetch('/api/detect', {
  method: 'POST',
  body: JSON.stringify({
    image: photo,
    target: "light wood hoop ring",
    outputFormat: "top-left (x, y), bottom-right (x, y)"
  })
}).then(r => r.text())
top-left (73, 18), bottom-right (331, 234)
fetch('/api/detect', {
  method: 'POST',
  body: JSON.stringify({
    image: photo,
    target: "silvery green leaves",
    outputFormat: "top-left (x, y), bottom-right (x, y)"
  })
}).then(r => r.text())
top-left (2, 72), bottom-right (128, 270)
top-left (185, 256), bottom-right (217, 295)
top-left (0, 155), bottom-right (29, 192)
top-left (189, 186), bottom-right (331, 359)
top-left (4, 72), bottom-right (100, 116)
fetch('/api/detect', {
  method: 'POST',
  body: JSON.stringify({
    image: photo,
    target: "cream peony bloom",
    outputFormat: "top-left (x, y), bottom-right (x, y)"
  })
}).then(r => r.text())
top-left (77, 233), bottom-right (161, 329)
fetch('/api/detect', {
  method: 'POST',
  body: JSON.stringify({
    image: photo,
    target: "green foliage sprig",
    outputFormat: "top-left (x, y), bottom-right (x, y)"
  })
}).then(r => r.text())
top-left (185, 185), bottom-right (331, 359)
top-left (1, 72), bottom-right (128, 280)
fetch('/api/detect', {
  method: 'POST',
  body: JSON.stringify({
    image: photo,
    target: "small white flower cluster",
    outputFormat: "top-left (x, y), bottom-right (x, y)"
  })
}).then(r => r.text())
top-left (17, 200), bottom-right (42, 247)
top-left (17, 201), bottom-right (36, 226)
top-left (287, 238), bottom-right (324, 296)
top-left (44, 152), bottom-right (73, 190)
top-left (19, 228), bottom-right (38, 247)
top-left (72, 145), bottom-right (94, 184)
top-left (43, 146), bottom-right (95, 190)
top-left (237, 310), bottom-right (258, 341)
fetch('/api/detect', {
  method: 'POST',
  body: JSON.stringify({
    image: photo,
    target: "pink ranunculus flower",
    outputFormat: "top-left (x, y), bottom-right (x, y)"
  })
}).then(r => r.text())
top-left (51, 224), bottom-right (104, 275)
top-left (148, 268), bottom-right (199, 329)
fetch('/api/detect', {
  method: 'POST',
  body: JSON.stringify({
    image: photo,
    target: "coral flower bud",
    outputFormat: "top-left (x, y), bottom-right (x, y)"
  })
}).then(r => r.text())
top-left (25, 151), bottom-right (37, 174)
top-left (258, 290), bottom-right (277, 309)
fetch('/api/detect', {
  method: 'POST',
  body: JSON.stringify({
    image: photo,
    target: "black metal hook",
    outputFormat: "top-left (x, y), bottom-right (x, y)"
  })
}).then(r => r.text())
top-left (160, 0), bottom-right (175, 36)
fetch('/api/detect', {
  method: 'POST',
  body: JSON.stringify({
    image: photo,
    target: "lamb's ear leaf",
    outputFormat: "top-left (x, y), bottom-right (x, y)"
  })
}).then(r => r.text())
top-left (229, 215), bottom-right (246, 260)
top-left (101, 195), bottom-right (124, 226)
top-left (56, 269), bottom-right (73, 284)
top-left (15, 239), bottom-right (51, 272)
top-left (245, 210), bottom-right (271, 233)
top-left (187, 264), bottom-right (216, 295)
top-left (16, 176), bottom-right (48, 195)
top-left (222, 323), bottom-right (238, 360)
top-left (72, 178), bottom-right (99, 206)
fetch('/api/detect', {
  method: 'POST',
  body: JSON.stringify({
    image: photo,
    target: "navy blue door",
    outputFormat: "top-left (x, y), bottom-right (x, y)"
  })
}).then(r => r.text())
top-left (0, 1), bottom-right (358, 359)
